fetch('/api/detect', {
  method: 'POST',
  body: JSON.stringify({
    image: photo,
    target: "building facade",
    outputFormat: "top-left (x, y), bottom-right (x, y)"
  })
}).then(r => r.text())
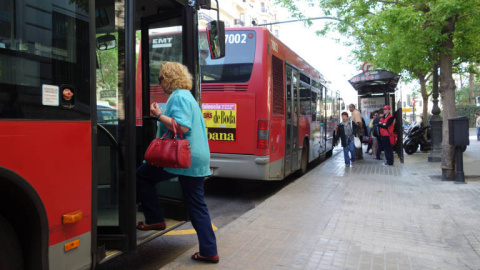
top-left (199, 0), bottom-right (280, 37)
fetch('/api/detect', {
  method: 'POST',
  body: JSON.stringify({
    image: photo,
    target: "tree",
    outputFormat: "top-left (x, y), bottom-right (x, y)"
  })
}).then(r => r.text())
top-left (277, 0), bottom-right (480, 179)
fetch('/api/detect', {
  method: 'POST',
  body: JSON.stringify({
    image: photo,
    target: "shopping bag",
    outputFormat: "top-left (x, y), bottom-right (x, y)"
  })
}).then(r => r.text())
top-left (354, 136), bottom-right (362, 148)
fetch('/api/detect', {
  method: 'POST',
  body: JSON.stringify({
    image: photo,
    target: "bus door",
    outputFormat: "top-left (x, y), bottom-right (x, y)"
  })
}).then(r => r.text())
top-left (94, 0), bottom-right (140, 256)
top-left (94, 0), bottom-right (197, 260)
top-left (139, 12), bottom-right (192, 223)
top-left (284, 65), bottom-right (300, 175)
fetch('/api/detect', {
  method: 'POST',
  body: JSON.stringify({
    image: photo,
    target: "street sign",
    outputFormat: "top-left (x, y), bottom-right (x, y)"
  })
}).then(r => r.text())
top-left (402, 108), bottom-right (416, 112)
top-left (362, 61), bottom-right (375, 72)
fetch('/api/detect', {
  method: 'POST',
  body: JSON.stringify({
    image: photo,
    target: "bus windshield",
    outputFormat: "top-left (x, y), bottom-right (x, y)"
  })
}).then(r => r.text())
top-left (200, 30), bottom-right (256, 83)
top-left (148, 27), bottom-right (183, 86)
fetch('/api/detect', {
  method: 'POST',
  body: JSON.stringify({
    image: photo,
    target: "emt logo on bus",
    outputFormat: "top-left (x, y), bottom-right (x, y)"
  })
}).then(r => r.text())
top-left (202, 103), bottom-right (237, 141)
top-left (152, 37), bottom-right (173, 48)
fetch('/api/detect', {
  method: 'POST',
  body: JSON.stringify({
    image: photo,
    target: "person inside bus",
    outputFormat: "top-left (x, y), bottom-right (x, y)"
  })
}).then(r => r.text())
top-left (334, 111), bottom-right (360, 167)
top-left (379, 105), bottom-right (395, 166)
top-left (136, 62), bottom-right (219, 263)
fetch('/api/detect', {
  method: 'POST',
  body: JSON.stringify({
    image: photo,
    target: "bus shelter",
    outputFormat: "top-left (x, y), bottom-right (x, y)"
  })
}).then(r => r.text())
top-left (348, 70), bottom-right (404, 163)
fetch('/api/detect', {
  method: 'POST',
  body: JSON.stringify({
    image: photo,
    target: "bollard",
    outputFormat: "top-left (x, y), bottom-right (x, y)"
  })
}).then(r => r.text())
top-left (454, 146), bottom-right (466, 184)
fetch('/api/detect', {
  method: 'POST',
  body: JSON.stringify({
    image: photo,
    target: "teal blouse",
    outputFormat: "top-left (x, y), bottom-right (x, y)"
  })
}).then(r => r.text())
top-left (157, 89), bottom-right (211, 177)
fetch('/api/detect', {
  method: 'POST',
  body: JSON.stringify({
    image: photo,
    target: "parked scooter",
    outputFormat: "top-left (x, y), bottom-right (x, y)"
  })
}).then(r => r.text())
top-left (403, 122), bottom-right (432, 155)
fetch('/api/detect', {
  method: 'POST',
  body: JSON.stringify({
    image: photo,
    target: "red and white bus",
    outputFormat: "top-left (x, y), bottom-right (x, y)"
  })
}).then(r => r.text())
top-left (0, 0), bottom-right (222, 269)
top-left (200, 27), bottom-right (341, 180)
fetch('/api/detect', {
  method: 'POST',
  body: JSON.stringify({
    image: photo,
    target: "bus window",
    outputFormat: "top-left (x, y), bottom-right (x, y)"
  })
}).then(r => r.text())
top-left (311, 90), bottom-right (318, 121)
top-left (299, 85), bottom-right (311, 117)
top-left (200, 30), bottom-right (256, 83)
top-left (0, 1), bottom-right (90, 120)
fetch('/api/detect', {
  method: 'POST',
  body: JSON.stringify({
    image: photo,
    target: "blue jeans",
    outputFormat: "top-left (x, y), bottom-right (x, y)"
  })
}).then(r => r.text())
top-left (477, 127), bottom-right (480, 141)
top-left (343, 138), bottom-right (356, 165)
top-left (376, 136), bottom-right (384, 159)
top-left (136, 163), bottom-right (217, 257)
top-left (380, 136), bottom-right (394, 165)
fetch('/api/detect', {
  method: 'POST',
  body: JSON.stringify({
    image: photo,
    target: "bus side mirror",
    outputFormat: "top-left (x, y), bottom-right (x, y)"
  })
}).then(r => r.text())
top-left (206, 20), bottom-right (225, 59)
top-left (96, 34), bottom-right (116, 50)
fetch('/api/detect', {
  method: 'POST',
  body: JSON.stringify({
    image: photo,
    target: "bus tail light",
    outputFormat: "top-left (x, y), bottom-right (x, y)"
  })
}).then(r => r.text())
top-left (257, 120), bottom-right (269, 149)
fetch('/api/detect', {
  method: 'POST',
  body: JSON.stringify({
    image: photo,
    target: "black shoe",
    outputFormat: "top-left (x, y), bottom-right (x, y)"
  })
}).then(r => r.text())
top-left (375, 158), bottom-right (382, 160)
top-left (383, 162), bottom-right (391, 166)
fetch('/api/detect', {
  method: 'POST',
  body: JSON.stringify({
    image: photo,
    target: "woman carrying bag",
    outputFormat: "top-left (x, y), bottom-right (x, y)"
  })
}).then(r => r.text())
top-left (136, 62), bottom-right (219, 263)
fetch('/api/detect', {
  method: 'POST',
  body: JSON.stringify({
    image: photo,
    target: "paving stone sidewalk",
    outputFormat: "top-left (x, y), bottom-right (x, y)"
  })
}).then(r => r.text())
top-left (164, 129), bottom-right (480, 270)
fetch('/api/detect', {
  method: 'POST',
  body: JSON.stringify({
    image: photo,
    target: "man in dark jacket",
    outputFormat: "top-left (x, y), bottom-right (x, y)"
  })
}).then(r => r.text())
top-left (335, 111), bottom-right (360, 167)
top-left (372, 108), bottom-right (384, 160)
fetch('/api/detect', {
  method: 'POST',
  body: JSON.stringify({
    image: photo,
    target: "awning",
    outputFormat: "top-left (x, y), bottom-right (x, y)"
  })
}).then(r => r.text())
top-left (348, 70), bottom-right (400, 96)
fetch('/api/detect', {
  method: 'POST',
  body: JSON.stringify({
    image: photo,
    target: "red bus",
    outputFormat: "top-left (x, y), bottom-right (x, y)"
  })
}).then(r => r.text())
top-left (200, 27), bottom-right (341, 180)
top-left (0, 0), bottom-right (221, 269)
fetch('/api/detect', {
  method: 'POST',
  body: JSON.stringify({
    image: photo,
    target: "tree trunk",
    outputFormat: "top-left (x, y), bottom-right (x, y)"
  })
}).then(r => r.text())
top-left (439, 17), bottom-right (457, 180)
top-left (419, 76), bottom-right (429, 129)
top-left (470, 72), bottom-right (475, 105)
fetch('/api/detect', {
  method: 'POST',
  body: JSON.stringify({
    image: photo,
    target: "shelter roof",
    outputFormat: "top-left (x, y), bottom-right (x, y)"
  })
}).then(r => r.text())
top-left (348, 70), bottom-right (400, 96)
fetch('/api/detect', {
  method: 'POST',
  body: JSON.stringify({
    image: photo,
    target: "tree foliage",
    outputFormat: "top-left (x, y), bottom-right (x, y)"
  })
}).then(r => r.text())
top-left (276, 0), bottom-right (480, 178)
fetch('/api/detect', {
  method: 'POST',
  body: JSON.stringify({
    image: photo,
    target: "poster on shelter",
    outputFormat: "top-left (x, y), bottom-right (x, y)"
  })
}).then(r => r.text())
top-left (360, 97), bottom-right (385, 126)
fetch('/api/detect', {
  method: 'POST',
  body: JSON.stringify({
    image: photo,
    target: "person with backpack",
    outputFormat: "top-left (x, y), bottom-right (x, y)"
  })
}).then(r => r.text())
top-left (379, 105), bottom-right (395, 166)
top-left (372, 108), bottom-right (384, 160)
top-left (368, 110), bottom-right (378, 155)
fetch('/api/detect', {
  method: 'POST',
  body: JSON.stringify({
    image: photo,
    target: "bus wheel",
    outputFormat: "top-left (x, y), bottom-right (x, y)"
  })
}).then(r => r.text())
top-left (300, 145), bottom-right (308, 175)
top-left (0, 216), bottom-right (23, 270)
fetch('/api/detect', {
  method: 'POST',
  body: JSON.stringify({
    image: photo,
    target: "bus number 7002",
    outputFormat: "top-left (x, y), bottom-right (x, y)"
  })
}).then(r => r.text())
top-left (225, 34), bottom-right (247, 44)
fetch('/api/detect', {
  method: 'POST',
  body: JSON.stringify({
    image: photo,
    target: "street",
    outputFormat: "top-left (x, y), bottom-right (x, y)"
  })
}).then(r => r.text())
top-left (97, 161), bottom-right (324, 269)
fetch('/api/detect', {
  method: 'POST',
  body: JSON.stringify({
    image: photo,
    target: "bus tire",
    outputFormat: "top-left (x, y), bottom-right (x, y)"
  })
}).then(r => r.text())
top-left (299, 143), bottom-right (309, 175)
top-left (0, 215), bottom-right (23, 270)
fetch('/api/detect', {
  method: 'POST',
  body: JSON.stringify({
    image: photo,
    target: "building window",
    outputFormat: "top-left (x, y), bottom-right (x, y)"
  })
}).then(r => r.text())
top-left (261, 2), bottom-right (265, 13)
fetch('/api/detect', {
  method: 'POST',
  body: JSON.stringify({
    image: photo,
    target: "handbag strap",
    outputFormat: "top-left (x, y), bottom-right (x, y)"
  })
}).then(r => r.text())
top-left (160, 118), bottom-right (184, 140)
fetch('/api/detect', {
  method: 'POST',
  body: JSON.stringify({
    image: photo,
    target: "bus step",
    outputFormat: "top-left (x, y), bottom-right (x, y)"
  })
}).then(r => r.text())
top-left (100, 219), bottom-right (186, 264)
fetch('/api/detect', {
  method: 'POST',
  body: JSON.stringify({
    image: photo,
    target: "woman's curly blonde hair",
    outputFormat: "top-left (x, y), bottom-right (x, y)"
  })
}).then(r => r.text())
top-left (160, 62), bottom-right (193, 92)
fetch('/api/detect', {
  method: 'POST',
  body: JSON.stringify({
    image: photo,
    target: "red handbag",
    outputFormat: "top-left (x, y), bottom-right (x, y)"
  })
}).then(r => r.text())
top-left (387, 130), bottom-right (398, 145)
top-left (144, 118), bottom-right (191, 168)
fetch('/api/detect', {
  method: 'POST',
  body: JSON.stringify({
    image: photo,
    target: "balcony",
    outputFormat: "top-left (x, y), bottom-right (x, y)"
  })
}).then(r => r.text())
top-left (233, 19), bottom-right (245, 26)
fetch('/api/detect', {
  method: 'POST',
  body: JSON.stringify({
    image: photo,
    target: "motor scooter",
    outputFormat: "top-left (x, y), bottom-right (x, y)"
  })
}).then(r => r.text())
top-left (403, 122), bottom-right (432, 155)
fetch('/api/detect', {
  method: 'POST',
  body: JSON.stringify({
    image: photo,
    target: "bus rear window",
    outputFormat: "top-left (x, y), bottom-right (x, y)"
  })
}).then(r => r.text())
top-left (200, 30), bottom-right (256, 83)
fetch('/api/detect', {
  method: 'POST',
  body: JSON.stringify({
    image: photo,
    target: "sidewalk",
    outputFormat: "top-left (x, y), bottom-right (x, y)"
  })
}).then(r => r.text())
top-left (164, 129), bottom-right (480, 270)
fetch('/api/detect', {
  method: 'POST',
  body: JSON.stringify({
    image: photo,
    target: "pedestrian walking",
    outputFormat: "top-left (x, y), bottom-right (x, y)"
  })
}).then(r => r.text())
top-left (379, 105), bottom-right (395, 166)
top-left (476, 113), bottom-right (480, 141)
top-left (334, 111), bottom-right (360, 167)
top-left (136, 62), bottom-right (219, 263)
top-left (349, 104), bottom-right (364, 160)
